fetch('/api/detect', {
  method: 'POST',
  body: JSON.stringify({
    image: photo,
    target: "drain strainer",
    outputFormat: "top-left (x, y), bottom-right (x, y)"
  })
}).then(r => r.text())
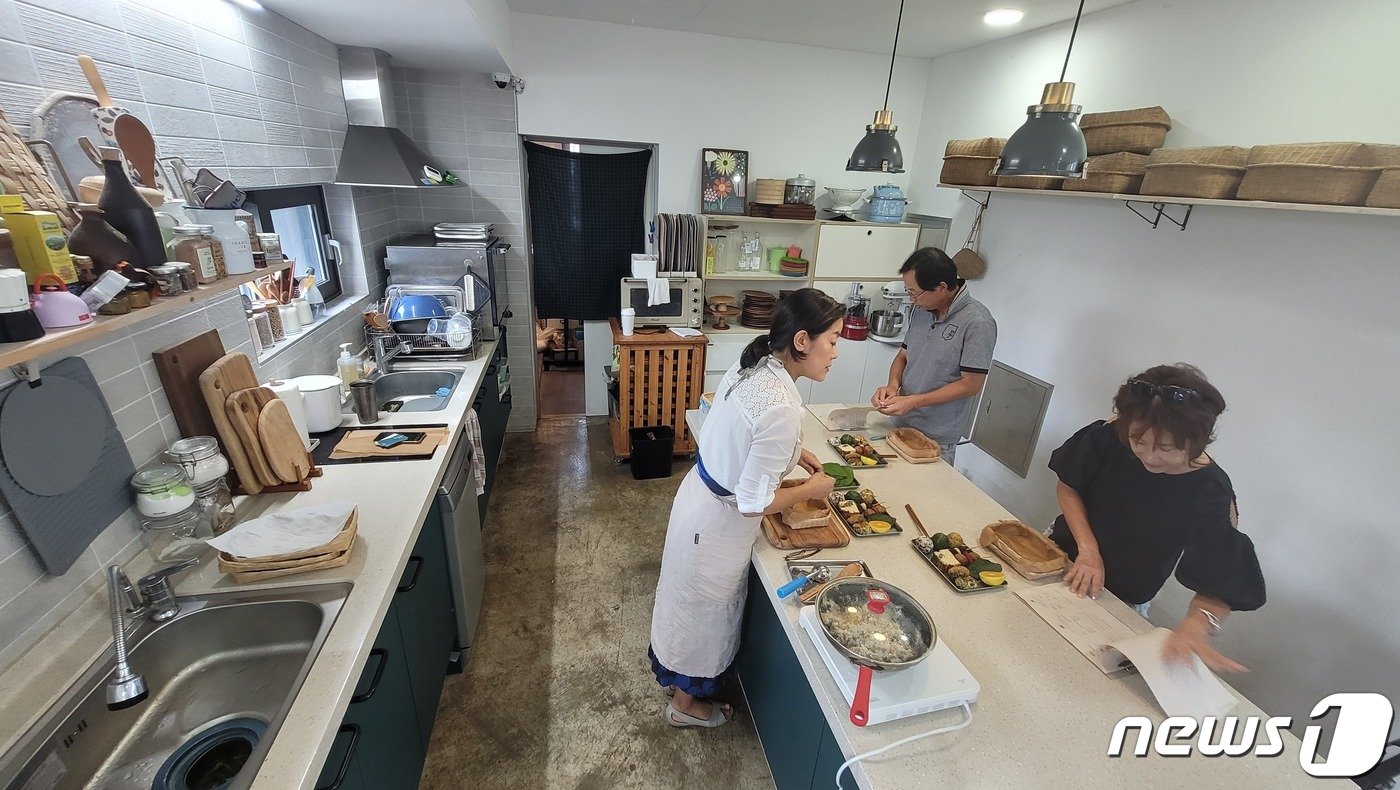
top-left (152, 718), bottom-right (267, 790)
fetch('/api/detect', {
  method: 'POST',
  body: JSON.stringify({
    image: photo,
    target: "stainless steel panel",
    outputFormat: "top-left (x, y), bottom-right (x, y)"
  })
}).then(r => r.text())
top-left (969, 360), bottom-right (1054, 477)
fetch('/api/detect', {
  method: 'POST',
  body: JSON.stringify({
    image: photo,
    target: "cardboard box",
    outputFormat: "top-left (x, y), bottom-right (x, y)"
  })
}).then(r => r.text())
top-left (0, 203), bottom-right (77, 284)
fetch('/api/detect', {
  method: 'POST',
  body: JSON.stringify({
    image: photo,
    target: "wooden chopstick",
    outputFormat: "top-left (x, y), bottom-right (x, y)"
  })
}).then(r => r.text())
top-left (904, 503), bottom-right (930, 538)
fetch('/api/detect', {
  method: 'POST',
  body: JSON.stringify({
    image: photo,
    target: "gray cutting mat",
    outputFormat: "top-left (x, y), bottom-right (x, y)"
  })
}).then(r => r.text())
top-left (0, 357), bottom-right (136, 575)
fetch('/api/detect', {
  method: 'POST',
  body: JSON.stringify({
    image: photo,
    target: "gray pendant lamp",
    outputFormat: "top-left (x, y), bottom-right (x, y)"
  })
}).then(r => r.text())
top-left (995, 0), bottom-right (1090, 179)
top-left (847, 0), bottom-right (906, 173)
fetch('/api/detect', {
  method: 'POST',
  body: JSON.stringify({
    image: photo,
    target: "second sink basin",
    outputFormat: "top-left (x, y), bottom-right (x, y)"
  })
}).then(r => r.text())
top-left (0, 583), bottom-right (349, 790)
top-left (373, 370), bottom-right (461, 412)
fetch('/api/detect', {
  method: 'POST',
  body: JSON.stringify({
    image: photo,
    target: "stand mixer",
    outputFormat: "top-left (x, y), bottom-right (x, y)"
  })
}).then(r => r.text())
top-left (869, 280), bottom-right (911, 344)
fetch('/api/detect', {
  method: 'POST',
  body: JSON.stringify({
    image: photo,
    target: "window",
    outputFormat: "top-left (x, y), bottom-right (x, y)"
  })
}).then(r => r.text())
top-left (242, 186), bottom-right (342, 301)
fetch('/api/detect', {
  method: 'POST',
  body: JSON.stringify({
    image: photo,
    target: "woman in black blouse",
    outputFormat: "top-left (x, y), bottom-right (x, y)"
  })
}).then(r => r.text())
top-left (1049, 363), bottom-right (1265, 672)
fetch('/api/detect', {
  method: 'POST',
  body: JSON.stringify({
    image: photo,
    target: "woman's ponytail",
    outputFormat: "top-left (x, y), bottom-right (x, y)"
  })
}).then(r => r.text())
top-left (740, 334), bottom-right (771, 369)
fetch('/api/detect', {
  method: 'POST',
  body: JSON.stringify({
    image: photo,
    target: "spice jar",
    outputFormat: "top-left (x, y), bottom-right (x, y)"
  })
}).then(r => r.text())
top-left (150, 263), bottom-right (184, 297)
top-left (125, 281), bottom-right (152, 309)
top-left (97, 287), bottom-right (131, 315)
top-left (171, 262), bottom-right (199, 292)
top-left (253, 301), bottom-right (281, 342)
top-left (131, 465), bottom-right (197, 519)
top-left (248, 315), bottom-right (265, 355)
top-left (256, 233), bottom-right (282, 262)
top-left (168, 224), bottom-right (225, 284)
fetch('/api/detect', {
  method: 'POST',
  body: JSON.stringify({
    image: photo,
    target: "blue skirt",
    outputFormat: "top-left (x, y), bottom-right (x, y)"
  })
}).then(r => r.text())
top-left (649, 646), bottom-right (721, 698)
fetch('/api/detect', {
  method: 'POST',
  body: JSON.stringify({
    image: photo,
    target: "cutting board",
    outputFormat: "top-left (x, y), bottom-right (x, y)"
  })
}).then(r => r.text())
top-left (329, 427), bottom-right (449, 460)
top-left (887, 427), bottom-right (941, 464)
top-left (760, 511), bottom-right (850, 549)
top-left (225, 387), bottom-right (280, 487)
top-left (259, 399), bottom-right (310, 483)
top-left (0, 358), bottom-right (136, 574)
top-left (152, 330), bottom-right (226, 442)
top-left (198, 353), bottom-right (263, 494)
top-left (311, 423), bottom-right (450, 465)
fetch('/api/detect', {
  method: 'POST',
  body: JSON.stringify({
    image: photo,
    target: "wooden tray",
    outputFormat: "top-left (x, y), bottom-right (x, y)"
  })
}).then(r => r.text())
top-left (979, 520), bottom-right (1067, 579)
top-left (761, 510), bottom-right (849, 549)
top-left (223, 548), bottom-right (351, 583)
top-left (887, 427), bottom-right (940, 464)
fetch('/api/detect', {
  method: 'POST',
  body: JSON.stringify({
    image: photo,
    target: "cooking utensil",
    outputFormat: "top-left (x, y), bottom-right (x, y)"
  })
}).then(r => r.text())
top-left (870, 309), bottom-right (904, 338)
top-left (75, 56), bottom-right (149, 186)
top-left (198, 353), bottom-right (265, 494)
top-left (814, 577), bottom-right (936, 726)
top-left (904, 503), bottom-right (930, 538)
top-left (777, 565), bottom-right (830, 599)
top-left (797, 561), bottom-right (868, 605)
top-left (30, 274), bottom-right (94, 328)
top-left (152, 330), bottom-right (226, 442)
top-left (784, 548), bottom-right (822, 561)
top-left (258, 398), bottom-right (310, 483)
top-left (0, 358), bottom-right (136, 574)
top-left (112, 113), bottom-right (157, 189)
top-left (225, 386), bottom-right (280, 487)
top-left (31, 92), bottom-right (103, 187)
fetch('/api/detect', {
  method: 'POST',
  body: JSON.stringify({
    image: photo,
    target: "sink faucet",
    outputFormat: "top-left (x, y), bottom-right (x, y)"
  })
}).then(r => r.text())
top-left (104, 558), bottom-right (198, 711)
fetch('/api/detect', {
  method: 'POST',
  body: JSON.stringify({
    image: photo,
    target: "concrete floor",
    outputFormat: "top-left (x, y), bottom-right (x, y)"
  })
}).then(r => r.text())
top-left (537, 369), bottom-right (586, 416)
top-left (420, 416), bottom-right (774, 789)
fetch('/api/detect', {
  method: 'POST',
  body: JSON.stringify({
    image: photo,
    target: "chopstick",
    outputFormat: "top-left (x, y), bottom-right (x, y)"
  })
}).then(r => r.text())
top-left (904, 504), bottom-right (930, 538)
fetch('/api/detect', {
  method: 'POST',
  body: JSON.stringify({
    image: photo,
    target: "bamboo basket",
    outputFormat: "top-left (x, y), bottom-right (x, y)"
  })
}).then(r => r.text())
top-left (1238, 142), bottom-right (1383, 205)
top-left (979, 520), bottom-right (1067, 579)
top-left (218, 507), bottom-right (358, 583)
top-left (1080, 106), bottom-right (1172, 155)
top-left (996, 175), bottom-right (1062, 190)
top-left (945, 138), bottom-right (1006, 157)
top-left (940, 156), bottom-right (999, 186)
top-left (1063, 152), bottom-right (1149, 194)
top-left (0, 106), bottom-right (78, 228)
top-left (1363, 144), bottom-right (1400, 208)
top-left (1139, 146), bottom-right (1250, 199)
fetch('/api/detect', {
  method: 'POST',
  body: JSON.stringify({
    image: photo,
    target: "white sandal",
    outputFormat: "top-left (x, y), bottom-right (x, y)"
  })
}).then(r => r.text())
top-left (665, 700), bottom-right (732, 728)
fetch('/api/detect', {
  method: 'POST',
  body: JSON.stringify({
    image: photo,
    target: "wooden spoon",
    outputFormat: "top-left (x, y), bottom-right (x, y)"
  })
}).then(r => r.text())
top-left (113, 114), bottom-right (158, 188)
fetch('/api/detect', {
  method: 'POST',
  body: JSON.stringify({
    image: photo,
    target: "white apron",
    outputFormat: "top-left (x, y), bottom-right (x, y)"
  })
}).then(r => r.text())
top-left (649, 443), bottom-right (801, 678)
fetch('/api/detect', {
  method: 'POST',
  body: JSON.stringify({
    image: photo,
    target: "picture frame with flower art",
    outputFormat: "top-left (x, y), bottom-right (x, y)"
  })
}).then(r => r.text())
top-left (701, 148), bottom-right (748, 215)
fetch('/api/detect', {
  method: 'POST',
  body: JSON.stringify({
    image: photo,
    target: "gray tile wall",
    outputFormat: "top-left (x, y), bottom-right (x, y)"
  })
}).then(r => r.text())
top-left (0, 0), bottom-right (392, 668)
top-left (389, 68), bottom-right (537, 432)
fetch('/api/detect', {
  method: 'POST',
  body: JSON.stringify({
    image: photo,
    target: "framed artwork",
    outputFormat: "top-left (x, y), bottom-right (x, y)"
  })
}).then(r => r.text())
top-left (701, 148), bottom-right (748, 215)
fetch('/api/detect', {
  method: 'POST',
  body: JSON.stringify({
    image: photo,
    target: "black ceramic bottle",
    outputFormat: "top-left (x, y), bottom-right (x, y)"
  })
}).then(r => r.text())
top-left (96, 147), bottom-right (165, 270)
top-left (67, 206), bottom-right (140, 274)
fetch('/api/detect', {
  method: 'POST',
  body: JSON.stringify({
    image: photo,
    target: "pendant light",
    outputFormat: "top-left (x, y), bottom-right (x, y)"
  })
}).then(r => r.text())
top-left (994, 0), bottom-right (1089, 179)
top-left (847, 0), bottom-right (906, 173)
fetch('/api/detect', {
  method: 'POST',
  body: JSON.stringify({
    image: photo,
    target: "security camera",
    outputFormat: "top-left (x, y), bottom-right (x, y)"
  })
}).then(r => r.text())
top-left (491, 72), bottom-right (511, 89)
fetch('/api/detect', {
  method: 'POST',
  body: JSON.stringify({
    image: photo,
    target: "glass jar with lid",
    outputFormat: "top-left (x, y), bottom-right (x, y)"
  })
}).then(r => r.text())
top-left (171, 262), bottom-right (199, 292)
top-left (784, 174), bottom-right (816, 205)
top-left (125, 281), bottom-right (152, 309)
top-left (140, 507), bottom-right (213, 564)
top-left (131, 465), bottom-right (197, 519)
top-left (149, 263), bottom-right (184, 297)
top-left (168, 225), bottom-right (225, 284)
top-left (165, 436), bottom-right (230, 486)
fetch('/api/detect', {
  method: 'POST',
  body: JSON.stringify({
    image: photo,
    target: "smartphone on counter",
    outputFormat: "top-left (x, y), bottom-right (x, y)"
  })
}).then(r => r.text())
top-left (374, 431), bottom-right (427, 448)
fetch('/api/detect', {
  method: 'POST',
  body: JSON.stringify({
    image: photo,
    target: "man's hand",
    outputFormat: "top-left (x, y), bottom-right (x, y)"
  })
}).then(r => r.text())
top-left (875, 394), bottom-right (917, 416)
top-left (798, 448), bottom-right (822, 474)
top-left (871, 385), bottom-right (898, 408)
top-left (1064, 547), bottom-right (1105, 598)
top-left (1163, 613), bottom-right (1248, 673)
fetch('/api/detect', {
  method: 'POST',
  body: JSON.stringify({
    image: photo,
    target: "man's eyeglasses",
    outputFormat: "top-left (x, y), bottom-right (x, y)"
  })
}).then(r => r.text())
top-left (1127, 379), bottom-right (1199, 403)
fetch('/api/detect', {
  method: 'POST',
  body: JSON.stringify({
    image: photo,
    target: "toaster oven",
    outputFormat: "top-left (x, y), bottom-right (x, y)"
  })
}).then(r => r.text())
top-left (619, 276), bottom-right (703, 327)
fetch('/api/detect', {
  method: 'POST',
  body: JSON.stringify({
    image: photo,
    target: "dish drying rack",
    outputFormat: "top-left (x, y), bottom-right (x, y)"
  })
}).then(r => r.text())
top-left (368, 284), bottom-right (493, 367)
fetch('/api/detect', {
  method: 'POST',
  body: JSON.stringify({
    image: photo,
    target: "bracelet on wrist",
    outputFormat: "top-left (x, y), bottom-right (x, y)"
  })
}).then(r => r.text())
top-left (1198, 608), bottom-right (1224, 636)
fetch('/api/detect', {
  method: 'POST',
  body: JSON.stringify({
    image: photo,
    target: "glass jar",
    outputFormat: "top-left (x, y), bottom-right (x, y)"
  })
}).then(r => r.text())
top-left (251, 309), bottom-right (273, 349)
top-left (168, 225), bottom-right (224, 284)
top-left (256, 233), bottom-right (282, 262)
top-left (784, 174), bottom-right (816, 205)
top-left (97, 288), bottom-right (131, 315)
top-left (193, 478), bottom-right (236, 535)
top-left (131, 465), bottom-right (197, 519)
top-left (140, 505), bottom-right (213, 564)
top-left (171, 262), bottom-right (199, 292)
top-left (125, 281), bottom-right (152, 309)
top-left (257, 299), bottom-right (284, 340)
top-left (150, 263), bottom-right (184, 297)
top-left (165, 436), bottom-right (230, 486)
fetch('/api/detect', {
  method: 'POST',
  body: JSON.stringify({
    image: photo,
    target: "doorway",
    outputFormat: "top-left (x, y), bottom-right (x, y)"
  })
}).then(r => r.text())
top-left (522, 137), bottom-right (658, 418)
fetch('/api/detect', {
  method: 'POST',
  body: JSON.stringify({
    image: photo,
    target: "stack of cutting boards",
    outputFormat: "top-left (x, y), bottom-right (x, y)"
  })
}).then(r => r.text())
top-left (198, 352), bottom-right (314, 494)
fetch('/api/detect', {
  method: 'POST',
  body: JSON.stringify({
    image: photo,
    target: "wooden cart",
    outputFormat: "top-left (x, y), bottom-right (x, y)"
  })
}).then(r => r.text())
top-left (608, 318), bottom-right (707, 460)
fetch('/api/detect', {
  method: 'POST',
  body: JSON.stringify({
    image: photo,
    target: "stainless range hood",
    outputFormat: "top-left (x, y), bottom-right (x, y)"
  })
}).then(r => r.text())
top-left (334, 47), bottom-right (457, 189)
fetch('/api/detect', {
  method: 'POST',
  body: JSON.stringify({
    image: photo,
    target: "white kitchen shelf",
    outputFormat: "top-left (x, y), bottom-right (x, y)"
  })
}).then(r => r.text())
top-left (702, 214), bottom-right (917, 229)
top-left (704, 272), bottom-right (808, 281)
top-left (937, 183), bottom-right (1400, 225)
top-left (0, 261), bottom-right (292, 372)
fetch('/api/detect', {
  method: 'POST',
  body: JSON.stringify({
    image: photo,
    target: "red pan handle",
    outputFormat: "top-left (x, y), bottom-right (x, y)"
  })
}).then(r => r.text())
top-left (850, 664), bottom-right (873, 726)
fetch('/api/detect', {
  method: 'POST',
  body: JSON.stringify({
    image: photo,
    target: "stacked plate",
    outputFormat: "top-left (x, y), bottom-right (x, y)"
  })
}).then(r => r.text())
top-left (779, 256), bottom-right (809, 277)
top-left (741, 290), bottom-right (776, 329)
top-left (754, 179), bottom-right (786, 205)
top-left (434, 222), bottom-right (493, 241)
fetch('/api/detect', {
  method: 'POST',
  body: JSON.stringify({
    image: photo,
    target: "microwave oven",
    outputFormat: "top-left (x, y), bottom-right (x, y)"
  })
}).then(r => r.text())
top-left (619, 277), bottom-right (703, 327)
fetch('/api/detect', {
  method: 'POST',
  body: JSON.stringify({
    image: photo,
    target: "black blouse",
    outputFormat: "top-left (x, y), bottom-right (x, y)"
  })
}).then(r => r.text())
top-left (1048, 421), bottom-right (1266, 610)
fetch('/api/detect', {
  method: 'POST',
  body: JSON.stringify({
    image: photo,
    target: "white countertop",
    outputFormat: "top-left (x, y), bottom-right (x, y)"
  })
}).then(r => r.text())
top-left (687, 405), bottom-right (1323, 789)
top-left (0, 342), bottom-right (498, 789)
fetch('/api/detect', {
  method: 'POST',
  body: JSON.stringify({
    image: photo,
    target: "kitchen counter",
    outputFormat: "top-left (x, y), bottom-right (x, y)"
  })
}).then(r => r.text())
top-left (686, 406), bottom-right (1320, 789)
top-left (0, 341), bottom-right (498, 789)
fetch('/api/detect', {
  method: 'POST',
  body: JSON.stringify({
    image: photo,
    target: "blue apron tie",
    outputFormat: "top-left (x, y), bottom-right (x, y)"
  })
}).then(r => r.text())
top-left (694, 453), bottom-right (733, 498)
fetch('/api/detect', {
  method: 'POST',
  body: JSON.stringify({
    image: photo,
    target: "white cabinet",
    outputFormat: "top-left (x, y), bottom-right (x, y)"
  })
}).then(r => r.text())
top-left (704, 333), bottom-right (752, 394)
top-left (861, 341), bottom-right (901, 403)
top-left (813, 224), bottom-right (919, 279)
top-left (807, 338), bottom-right (869, 405)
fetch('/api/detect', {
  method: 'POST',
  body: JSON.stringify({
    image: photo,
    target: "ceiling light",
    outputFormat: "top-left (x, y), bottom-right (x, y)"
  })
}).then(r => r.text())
top-left (228, 0), bottom-right (263, 11)
top-left (983, 8), bottom-right (1024, 26)
top-left (847, 0), bottom-right (906, 173)
top-left (993, 0), bottom-right (1088, 179)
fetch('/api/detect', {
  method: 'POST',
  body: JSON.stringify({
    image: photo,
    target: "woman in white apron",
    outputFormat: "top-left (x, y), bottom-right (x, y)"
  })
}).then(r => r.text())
top-left (650, 289), bottom-right (848, 727)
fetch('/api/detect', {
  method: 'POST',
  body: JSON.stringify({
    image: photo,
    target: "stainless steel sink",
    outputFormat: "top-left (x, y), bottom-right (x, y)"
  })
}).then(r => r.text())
top-left (373, 369), bottom-right (460, 412)
top-left (0, 583), bottom-right (349, 790)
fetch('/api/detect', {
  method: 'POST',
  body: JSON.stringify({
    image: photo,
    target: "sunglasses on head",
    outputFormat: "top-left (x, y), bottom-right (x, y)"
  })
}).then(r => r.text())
top-left (1127, 379), bottom-right (1199, 403)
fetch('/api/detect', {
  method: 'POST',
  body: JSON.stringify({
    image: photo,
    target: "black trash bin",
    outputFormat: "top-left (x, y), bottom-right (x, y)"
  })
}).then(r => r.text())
top-left (629, 425), bottom-right (675, 480)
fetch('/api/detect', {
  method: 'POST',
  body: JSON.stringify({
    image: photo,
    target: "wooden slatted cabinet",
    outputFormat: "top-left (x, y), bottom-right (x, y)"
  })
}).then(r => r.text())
top-left (608, 318), bottom-right (707, 460)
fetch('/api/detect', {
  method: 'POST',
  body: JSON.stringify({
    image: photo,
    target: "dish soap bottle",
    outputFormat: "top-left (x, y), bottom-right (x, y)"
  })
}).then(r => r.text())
top-left (337, 343), bottom-right (361, 394)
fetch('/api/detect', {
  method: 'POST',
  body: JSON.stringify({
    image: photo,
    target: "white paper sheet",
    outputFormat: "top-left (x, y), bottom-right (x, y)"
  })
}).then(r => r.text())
top-left (669, 327), bottom-right (703, 338)
top-left (1105, 629), bottom-right (1238, 718)
top-left (207, 501), bottom-right (355, 559)
top-left (1014, 582), bottom-right (1141, 675)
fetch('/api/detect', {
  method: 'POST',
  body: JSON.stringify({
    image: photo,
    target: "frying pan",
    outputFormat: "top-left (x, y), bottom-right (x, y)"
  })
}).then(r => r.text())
top-left (814, 577), bottom-right (936, 726)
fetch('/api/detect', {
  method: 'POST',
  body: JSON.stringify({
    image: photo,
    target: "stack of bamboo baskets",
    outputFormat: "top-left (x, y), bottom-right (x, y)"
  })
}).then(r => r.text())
top-left (939, 138), bottom-right (1005, 188)
top-left (1065, 106), bottom-right (1171, 195)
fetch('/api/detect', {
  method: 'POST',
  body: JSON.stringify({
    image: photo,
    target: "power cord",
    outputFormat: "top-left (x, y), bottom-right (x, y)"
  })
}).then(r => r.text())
top-left (834, 702), bottom-right (974, 789)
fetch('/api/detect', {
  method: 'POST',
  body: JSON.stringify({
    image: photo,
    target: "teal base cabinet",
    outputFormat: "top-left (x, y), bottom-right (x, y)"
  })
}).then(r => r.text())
top-left (316, 519), bottom-right (458, 789)
top-left (735, 569), bottom-right (859, 790)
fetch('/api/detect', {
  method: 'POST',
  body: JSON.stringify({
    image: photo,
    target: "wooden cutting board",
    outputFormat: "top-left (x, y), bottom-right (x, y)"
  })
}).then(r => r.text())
top-left (887, 427), bottom-right (941, 464)
top-left (760, 511), bottom-right (850, 549)
top-left (329, 427), bottom-right (449, 460)
top-left (198, 353), bottom-right (264, 494)
top-left (259, 399), bottom-right (310, 483)
top-left (152, 330), bottom-right (226, 442)
top-left (226, 386), bottom-right (280, 487)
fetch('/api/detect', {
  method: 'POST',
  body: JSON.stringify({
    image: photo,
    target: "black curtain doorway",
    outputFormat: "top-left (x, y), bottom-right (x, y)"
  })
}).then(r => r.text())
top-left (524, 142), bottom-right (652, 320)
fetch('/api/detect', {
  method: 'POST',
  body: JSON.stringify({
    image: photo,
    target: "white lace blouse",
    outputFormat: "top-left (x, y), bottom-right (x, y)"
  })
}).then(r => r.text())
top-left (698, 357), bottom-right (804, 516)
